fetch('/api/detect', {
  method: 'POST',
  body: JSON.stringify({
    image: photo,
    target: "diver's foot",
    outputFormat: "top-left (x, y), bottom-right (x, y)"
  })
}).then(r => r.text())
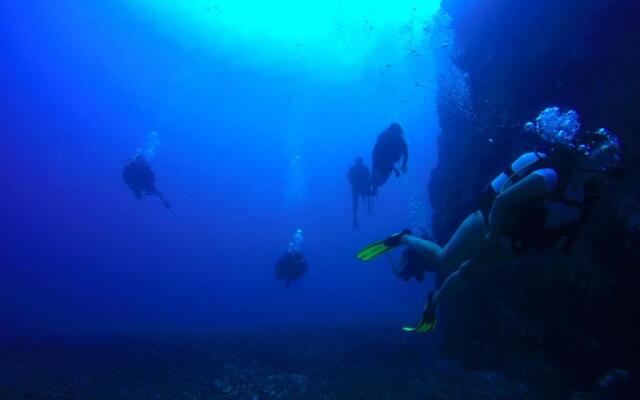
top-left (404, 292), bottom-right (437, 333)
top-left (420, 292), bottom-right (437, 332)
top-left (383, 228), bottom-right (412, 247)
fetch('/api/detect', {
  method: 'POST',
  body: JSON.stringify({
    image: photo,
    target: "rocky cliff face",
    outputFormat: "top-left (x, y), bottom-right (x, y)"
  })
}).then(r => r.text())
top-left (430, 0), bottom-right (640, 393)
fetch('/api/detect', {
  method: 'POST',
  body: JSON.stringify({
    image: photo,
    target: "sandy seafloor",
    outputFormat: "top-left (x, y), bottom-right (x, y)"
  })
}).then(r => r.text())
top-left (0, 327), bottom-right (561, 400)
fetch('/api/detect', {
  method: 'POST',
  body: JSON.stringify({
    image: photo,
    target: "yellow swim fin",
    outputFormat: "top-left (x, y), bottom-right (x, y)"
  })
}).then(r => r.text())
top-left (356, 229), bottom-right (411, 262)
top-left (402, 292), bottom-right (437, 334)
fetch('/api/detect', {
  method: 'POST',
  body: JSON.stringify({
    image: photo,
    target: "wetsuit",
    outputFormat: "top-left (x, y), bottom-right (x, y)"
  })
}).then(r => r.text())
top-left (123, 158), bottom-right (158, 199)
top-left (122, 156), bottom-right (172, 210)
top-left (275, 251), bottom-right (308, 287)
top-left (370, 129), bottom-right (408, 195)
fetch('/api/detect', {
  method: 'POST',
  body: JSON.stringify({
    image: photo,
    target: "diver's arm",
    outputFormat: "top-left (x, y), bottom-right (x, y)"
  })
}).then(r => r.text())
top-left (122, 168), bottom-right (135, 190)
top-left (401, 141), bottom-right (409, 172)
top-left (488, 172), bottom-right (553, 238)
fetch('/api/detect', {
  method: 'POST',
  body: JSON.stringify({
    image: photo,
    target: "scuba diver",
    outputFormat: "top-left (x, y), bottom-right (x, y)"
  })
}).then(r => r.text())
top-left (275, 229), bottom-right (308, 287)
top-left (347, 156), bottom-right (373, 231)
top-left (122, 154), bottom-right (173, 212)
top-left (275, 251), bottom-right (309, 288)
top-left (370, 123), bottom-right (409, 196)
top-left (357, 107), bottom-right (622, 333)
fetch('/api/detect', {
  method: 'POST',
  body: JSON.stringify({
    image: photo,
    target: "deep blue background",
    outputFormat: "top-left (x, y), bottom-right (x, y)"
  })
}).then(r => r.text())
top-left (0, 1), bottom-right (440, 336)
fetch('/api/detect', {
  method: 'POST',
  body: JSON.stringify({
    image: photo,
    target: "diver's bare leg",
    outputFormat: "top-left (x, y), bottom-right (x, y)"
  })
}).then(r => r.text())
top-left (431, 259), bottom-right (474, 307)
top-left (438, 211), bottom-right (488, 272)
top-left (352, 192), bottom-right (360, 231)
top-left (352, 192), bottom-right (360, 218)
top-left (431, 248), bottom-right (507, 307)
top-left (402, 211), bottom-right (488, 273)
top-left (402, 235), bottom-right (443, 267)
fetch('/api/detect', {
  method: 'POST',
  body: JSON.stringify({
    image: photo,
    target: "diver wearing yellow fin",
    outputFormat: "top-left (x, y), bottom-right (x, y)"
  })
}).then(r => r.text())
top-left (356, 108), bottom-right (623, 334)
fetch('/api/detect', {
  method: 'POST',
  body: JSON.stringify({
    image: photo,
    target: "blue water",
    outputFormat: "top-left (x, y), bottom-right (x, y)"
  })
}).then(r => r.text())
top-left (1, 1), bottom-right (440, 337)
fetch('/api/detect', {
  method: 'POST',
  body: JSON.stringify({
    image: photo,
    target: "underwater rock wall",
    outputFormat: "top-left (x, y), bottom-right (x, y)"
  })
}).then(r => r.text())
top-left (431, 0), bottom-right (640, 393)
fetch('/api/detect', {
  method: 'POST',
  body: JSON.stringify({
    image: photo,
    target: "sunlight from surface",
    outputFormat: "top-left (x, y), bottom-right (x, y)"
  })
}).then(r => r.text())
top-left (122, 0), bottom-right (441, 76)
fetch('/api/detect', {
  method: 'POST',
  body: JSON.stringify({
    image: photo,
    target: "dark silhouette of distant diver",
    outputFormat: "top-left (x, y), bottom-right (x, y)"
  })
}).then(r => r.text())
top-left (370, 122), bottom-right (409, 196)
top-left (275, 251), bottom-right (309, 288)
top-left (275, 229), bottom-right (307, 287)
top-left (347, 156), bottom-right (373, 232)
top-left (357, 107), bottom-right (622, 334)
top-left (122, 154), bottom-right (173, 214)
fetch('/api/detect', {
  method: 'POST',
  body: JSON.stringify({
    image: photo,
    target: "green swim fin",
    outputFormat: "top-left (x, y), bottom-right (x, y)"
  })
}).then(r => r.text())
top-left (402, 317), bottom-right (436, 333)
top-left (402, 292), bottom-right (437, 334)
top-left (356, 229), bottom-right (411, 262)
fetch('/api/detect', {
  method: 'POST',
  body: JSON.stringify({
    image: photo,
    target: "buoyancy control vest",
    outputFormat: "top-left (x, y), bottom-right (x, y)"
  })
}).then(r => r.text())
top-left (478, 152), bottom-right (601, 255)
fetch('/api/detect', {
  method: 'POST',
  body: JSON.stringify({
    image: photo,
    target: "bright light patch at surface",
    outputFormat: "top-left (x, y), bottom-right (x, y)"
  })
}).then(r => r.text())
top-left (123, 0), bottom-right (441, 76)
